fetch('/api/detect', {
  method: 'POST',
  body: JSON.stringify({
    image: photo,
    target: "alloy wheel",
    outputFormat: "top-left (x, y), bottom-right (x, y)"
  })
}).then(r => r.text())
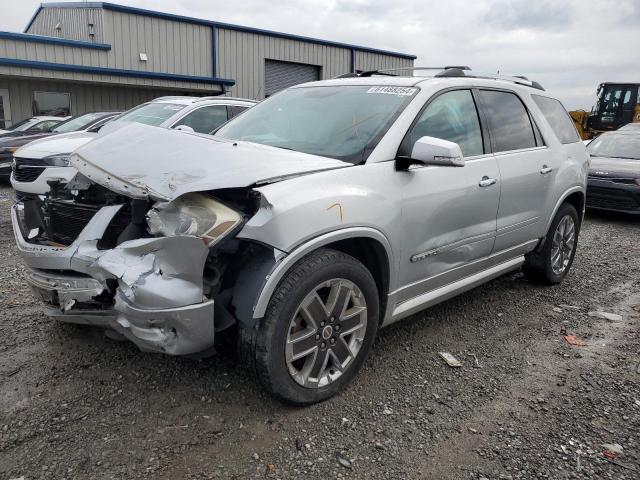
top-left (285, 278), bottom-right (368, 388)
top-left (550, 214), bottom-right (576, 275)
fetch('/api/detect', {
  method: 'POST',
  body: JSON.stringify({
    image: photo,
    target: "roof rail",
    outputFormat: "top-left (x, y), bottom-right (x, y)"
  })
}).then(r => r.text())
top-left (196, 96), bottom-right (257, 103)
top-left (152, 95), bottom-right (199, 101)
top-left (352, 66), bottom-right (471, 78)
top-left (434, 68), bottom-right (545, 90)
top-left (334, 66), bottom-right (545, 91)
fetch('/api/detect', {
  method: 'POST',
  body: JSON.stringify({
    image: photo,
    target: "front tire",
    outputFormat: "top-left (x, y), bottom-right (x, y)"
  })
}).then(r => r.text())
top-left (523, 203), bottom-right (580, 284)
top-left (241, 248), bottom-right (379, 405)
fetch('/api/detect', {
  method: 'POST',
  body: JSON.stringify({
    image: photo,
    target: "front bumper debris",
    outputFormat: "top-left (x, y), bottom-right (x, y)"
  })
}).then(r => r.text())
top-left (586, 178), bottom-right (640, 214)
top-left (12, 203), bottom-right (215, 355)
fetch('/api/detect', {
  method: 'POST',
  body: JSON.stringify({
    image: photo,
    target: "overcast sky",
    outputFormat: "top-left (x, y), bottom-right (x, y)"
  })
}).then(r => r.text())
top-left (3, 0), bottom-right (639, 109)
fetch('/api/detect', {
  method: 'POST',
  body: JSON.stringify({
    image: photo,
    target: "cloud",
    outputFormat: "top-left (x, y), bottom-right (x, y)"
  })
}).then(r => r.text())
top-left (2, 0), bottom-right (639, 109)
top-left (482, 0), bottom-right (572, 30)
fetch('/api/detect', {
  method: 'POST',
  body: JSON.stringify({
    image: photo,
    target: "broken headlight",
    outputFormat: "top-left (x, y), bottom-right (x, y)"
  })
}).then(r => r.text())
top-left (146, 193), bottom-right (242, 246)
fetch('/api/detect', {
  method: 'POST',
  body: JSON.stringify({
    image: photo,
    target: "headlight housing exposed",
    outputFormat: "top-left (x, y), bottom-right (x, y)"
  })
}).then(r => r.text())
top-left (146, 193), bottom-right (242, 246)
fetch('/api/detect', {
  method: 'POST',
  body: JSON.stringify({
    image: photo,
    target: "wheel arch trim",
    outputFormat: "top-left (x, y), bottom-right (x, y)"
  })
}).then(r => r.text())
top-left (252, 227), bottom-right (394, 320)
top-left (545, 186), bottom-right (585, 232)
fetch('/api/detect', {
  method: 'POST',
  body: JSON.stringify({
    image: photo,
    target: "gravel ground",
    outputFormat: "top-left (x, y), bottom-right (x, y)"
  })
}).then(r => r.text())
top-left (0, 182), bottom-right (639, 480)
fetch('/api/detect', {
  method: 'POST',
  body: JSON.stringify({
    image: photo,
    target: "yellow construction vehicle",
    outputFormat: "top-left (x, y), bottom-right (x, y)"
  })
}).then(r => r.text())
top-left (570, 82), bottom-right (640, 139)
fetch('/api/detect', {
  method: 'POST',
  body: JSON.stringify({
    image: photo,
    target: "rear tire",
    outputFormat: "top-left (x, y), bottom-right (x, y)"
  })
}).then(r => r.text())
top-left (239, 248), bottom-right (379, 405)
top-left (523, 203), bottom-right (579, 285)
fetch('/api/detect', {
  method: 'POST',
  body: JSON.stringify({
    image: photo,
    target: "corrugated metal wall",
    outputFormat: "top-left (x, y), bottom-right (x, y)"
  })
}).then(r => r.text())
top-left (27, 7), bottom-right (105, 43)
top-left (17, 6), bottom-right (415, 101)
top-left (0, 37), bottom-right (109, 73)
top-left (0, 76), bottom-right (179, 123)
top-left (216, 29), bottom-right (352, 99)
top-left (103, 10), bottom-right (213, 77)
top-left (355, 51), bottom-right (413, 73)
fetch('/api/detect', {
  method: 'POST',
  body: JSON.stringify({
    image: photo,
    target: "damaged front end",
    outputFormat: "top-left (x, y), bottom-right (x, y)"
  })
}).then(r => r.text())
top-left (12, 178), bottom-right (269, 356)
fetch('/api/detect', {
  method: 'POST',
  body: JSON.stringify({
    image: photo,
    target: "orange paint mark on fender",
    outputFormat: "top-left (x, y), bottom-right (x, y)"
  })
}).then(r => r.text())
top-left (327, 203), bottom-right (343, 222)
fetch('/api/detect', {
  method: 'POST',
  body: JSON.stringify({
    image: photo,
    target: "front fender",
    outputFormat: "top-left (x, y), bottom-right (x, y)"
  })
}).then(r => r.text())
top-left (234, 163), bottom-right (402, 321)
top-left (250, 227), bottom-right (394, 320)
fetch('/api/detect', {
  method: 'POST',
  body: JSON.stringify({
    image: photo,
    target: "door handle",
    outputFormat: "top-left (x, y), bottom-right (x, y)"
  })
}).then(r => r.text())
top-left (478, 176), bottom-right (497, 187)
top-left (540, 165), bottom-right (553, 175)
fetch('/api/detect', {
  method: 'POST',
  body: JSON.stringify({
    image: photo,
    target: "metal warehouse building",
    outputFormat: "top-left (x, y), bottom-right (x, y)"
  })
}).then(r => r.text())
top-left (0, 1), bottom-right (415, 128)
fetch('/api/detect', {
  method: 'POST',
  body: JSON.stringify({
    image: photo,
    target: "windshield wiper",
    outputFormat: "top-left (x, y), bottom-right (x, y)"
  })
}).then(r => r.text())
top-left (591, 154), bottom-right (640, 160)
top-left (268, 144), bottom-right (296, 151)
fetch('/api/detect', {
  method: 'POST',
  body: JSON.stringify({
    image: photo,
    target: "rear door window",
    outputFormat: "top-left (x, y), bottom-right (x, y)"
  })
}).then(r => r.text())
top-left (478, 90), bottom-right (537, 152)
top-left (532, 95), bottom-right (580, 144)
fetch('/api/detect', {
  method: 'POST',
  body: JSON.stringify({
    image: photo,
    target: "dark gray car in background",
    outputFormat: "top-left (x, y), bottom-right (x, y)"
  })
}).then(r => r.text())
top-left (586, 130), bottom-right (640, 214)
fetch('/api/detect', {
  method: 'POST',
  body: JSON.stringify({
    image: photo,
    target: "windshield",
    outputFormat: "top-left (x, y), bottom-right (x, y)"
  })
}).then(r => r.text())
top-left (53, 113), bottom-right (105, 133)
top-left (215, 85), bottom-right (417, 162)
top-left (8, 118), bottom-right (40, 132)
top-left (587, 133), bottom-right (640, 160)
top-left (598, 85), bottom-right (637, 119)
top-left (116, 103), bottom-right (186, 126)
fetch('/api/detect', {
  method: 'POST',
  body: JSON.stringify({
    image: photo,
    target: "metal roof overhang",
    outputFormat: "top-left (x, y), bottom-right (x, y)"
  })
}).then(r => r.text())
top-left (0, 57), bottom-right (235, 87)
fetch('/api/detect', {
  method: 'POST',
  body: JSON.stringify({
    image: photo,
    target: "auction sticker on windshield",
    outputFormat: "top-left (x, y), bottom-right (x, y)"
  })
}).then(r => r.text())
top-left (367, 86), bottom-right (417, 96)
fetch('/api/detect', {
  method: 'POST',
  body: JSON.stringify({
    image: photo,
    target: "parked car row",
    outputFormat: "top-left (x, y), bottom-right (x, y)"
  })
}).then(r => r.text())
top-left (8, 69), bottom-right (593, 404)
top-left (5, 96), bottom-right (256, 191)
top-left (0, 112), bottom-right (118, 182)
top-left (0, 116), bottom-right (69, 180)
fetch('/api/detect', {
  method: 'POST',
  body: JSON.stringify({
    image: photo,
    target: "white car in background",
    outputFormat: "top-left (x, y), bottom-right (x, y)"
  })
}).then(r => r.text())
top-left (11, 96), bottom-right (256, 198)
top-left (0, 116), bottom-right (67, 136)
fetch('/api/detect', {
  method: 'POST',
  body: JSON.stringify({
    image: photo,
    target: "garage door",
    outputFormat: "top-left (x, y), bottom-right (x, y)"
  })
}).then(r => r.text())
top-left (265, 60), bottom-right (320, 97)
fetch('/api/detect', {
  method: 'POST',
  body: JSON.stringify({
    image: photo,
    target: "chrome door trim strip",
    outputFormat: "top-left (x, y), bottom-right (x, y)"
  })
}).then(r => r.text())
top-left (496, 216), bottom-right (540, 235)
top-left (409, 231), bottom-right (494, 263)
top-left (390, 239), bottom-right (536, 298)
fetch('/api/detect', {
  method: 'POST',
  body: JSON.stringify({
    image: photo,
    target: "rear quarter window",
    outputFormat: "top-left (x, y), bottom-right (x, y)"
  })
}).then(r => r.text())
top-left (532, 95), bottom-right (580, 144)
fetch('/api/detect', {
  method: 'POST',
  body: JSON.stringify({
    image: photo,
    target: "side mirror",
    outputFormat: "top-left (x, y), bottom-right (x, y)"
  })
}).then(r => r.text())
top-left (405, 136), bottom-right (465, 167)
top-left (174, 125), bottom-right (195, 133)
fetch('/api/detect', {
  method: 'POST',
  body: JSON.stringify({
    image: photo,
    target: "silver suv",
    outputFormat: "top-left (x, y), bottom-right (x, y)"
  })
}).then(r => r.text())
top-left (11, 68), bottom-right (588, 404)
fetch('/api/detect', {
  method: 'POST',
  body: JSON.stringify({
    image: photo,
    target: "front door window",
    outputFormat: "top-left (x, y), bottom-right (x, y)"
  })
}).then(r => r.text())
top-left (401, 89), bottom-right (484, 157)
top-left (173, 105), bottom-right (229, 134)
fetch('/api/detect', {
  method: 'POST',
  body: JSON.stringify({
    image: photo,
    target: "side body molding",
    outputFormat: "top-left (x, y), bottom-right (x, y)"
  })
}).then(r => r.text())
top-left (251, 227), bottom-right (395, 320)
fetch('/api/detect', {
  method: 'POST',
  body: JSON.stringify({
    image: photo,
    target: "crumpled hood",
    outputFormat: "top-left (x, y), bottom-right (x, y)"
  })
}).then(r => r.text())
top-left (72, 123), bottom-right (351, 201)
top-left (15, 131), bottom-right (99, 159)
top-left (589, 156), bottom-right (640, 177)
